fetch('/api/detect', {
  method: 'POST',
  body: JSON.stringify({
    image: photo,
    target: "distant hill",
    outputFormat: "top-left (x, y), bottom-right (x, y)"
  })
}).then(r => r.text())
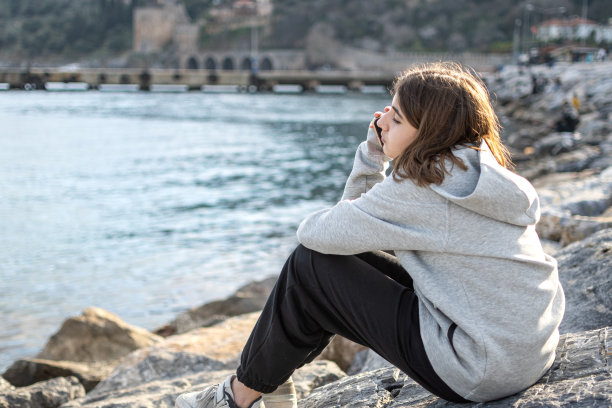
top-left (0, 0), bottom-right (610, 65)
top-left (0, 0), bottom-right (133, 63)
top-left (262, 0), bottom-right (612, 53)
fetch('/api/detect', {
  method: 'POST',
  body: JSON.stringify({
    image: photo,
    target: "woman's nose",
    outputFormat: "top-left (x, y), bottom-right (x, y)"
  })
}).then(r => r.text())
top-left (378, 106), bottom-right (393, 129)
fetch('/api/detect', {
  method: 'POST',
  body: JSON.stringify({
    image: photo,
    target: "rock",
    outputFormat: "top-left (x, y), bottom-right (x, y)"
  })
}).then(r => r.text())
top-left (0, 376), bottom-right (14, 393)
top-left (87, 350), bottom-right (231, 400)
top-left (559, 213), bottom-right (612, 246)
top-left (534, 167), bottom-right (612, 244)
top-left (299, 327), bottom-right (612, 407)
top-left (60, 361), bottom-right (343, 407)
top-left (316, 335), bottom-right (367, 372)
top-left (155, 278), bottom-right (363, 374)
top-left (159, 311), bottom-right (260, 363)
top-left (556, 228), bottom-right (612, 335)
top-left (541, 238), bottom-right (562, 256)
top-left (60, 370), bottom-right (233, 408)
top-left (534, 167), bottom-right (612, 216)
top-left (0, 376), bottom-right (85, 408)
top-left (298, 365), bottom-right (414, 407)
top-left (37, 307), bottom-right (162, 364)
top-left (2, 358), bottom-right (114, 392)
top-left (576, 112), bottom-right (611, 144)
top-left (155, 277), bottom-right (277, 336)
top-left (347, 349), bottom-right (393, 375)
top-left (86, 312), bottom-right (260, 399)
top-left (291, 361), bottom-right (346, 400)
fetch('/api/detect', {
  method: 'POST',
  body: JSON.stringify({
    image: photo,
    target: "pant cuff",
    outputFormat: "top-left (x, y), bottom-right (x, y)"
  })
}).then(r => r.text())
top-left (236, 365), bottom-right (278, 394)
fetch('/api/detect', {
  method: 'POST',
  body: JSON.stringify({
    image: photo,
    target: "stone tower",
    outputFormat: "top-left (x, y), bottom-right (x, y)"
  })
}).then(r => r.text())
top-left (133, 0), bottom-right (197, 53)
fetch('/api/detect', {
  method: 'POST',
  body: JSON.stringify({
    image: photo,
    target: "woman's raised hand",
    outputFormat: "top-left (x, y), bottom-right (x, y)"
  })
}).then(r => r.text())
top-left (368, 106), bottom-right (391, 129)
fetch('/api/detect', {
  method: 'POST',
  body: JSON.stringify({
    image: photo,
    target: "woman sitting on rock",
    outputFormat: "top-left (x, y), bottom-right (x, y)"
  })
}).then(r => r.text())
top-left (176, 62), bottom-right (565, 407)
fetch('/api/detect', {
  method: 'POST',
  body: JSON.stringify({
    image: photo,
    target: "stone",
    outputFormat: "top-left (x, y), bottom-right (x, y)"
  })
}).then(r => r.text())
top-left (155, 277), bottom-right (277, 336)
top-left (158, 311), bottom-right (260, 363)
top-left (559, 213), bottom-right (612, 246)
top-left (555, 228), bottom-right (612, 335)
top-left (348, 349), bottom-right (393, 375)
top-left (2, 358), bottom-right (114, 392)
top-left (299, 327), bottom-right (612, 407)
top-left (0, 376), bottom-right (85, 408)
top-left (577, 112), bottom-right (611, 144)
top-left (316, 335), bottom-right (367, 372)
top-left (60, 370), bottom-right (233, 408)
top-left (155, 278), bottom-right (362, 374)
top-left (37, 307), bottom-right (162, 364)
top-left (0, 376), bottom-right (14, 393)
top-left (298, 365), bottom-right (413, 407)
top-left (60, 361), bottom-right (343, 408)
top-left (291, 361), bottom-right (346, 400)
top-left (85, 312), bottom-right (260, 399)
top-left (533, 132), bottom-right (579, 156)
top-left (534, 167), bottom-right (612, 243)
top-left (86, 350), bottom-right (231, 400)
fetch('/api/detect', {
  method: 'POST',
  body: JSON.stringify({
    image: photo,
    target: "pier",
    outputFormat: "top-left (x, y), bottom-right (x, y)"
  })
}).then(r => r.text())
top-left (0, 67), bottom-right (396, 92)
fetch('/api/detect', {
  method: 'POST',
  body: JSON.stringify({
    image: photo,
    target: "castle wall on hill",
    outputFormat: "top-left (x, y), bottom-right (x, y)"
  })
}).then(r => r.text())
top-left (133, 2), bottom-right (196, 53)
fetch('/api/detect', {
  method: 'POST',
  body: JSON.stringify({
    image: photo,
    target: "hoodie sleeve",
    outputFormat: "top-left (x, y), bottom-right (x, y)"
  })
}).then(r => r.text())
top-left (297, 177), bottom-right (449, 255)
top-left (341, 127), bottom-right (391, 201)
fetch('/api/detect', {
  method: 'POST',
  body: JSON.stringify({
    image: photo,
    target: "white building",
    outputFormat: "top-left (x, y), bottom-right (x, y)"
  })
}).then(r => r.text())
top-left (535, 17), bottom-right (612, 44)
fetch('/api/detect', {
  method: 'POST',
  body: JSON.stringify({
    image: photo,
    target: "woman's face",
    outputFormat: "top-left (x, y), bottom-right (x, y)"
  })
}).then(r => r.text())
top-left (377, 95), bottom-right (418, 159)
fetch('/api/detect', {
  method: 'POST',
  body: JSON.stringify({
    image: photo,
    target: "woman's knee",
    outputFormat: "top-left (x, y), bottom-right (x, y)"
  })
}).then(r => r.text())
top-left (286, 244), bottom-right (327, 286)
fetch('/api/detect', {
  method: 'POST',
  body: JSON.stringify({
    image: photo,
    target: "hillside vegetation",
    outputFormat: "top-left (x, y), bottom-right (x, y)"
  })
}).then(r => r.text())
top-left (0, 0), bottom-right (610, 64)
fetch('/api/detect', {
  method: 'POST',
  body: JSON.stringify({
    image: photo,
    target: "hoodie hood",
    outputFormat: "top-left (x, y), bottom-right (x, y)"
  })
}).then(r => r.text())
top-left (430, 141), bottom-right (540, 226)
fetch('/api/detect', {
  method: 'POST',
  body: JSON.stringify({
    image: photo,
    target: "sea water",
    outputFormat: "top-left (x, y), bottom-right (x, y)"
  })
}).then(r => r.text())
top-left (0, 90), bottom-right (389, 370)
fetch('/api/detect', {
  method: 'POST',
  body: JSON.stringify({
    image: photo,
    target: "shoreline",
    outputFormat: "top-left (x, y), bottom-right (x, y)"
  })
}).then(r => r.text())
top-left (2, 61), bottom-right (612, 406)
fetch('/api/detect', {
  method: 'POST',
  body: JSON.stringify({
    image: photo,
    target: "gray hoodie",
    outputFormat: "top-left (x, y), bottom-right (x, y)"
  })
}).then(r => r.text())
top-left (297, 127), bottom-right (565, 402)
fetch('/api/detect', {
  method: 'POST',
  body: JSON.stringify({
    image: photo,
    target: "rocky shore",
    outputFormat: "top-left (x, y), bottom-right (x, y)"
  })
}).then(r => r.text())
top-left (2, 61), bottom-right (611, 407)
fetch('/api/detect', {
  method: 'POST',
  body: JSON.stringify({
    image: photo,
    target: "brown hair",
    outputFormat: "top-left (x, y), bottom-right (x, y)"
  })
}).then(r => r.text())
top-left (391, 62), bottom-right (512, 186)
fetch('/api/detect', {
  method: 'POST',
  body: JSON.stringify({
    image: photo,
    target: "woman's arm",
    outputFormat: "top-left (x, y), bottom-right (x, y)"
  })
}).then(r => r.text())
top-left (298, 178), bottom-right (448, 255)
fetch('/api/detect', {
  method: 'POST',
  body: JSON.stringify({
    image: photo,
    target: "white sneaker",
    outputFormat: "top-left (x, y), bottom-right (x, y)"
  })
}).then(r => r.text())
top-left (175, 375), bottom-right (263, 408)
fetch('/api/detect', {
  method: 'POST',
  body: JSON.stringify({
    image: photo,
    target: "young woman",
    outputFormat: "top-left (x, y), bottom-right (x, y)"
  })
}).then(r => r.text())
top-left (176, 62), bottom-right (565, 407)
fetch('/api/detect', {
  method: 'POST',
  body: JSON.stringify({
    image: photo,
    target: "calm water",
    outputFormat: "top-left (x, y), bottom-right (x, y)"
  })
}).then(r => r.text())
top-left (0, 90), bottom-right (389, 370)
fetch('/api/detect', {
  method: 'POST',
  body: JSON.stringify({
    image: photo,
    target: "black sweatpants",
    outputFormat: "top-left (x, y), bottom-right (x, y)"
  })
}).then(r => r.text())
top-left (236, 244), bottom-right (467, 403)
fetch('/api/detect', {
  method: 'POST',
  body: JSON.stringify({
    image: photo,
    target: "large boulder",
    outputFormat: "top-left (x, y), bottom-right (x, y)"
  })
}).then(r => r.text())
top-left (0, 376), bottom-right (85, 408)
top-left (2, 358), bottom-right (113, 392)
top-left (86, 351), bottom-right (231, 400)
top-left (60, 361), bottom-right (344, 408)
top-left (155, 277), bottom-right (277, 337)
top-left (87, 312), bottom-right (262, 399)
top-left (556, 228), bottom-right (612, 334)
top-left (300, 327), bottom-right (612, 407)
top-left (534, 167), bottom-right (612, 245)
top-left (153, 311), bottom-right (260, 364)
top-left (37, 307), bottom-right (162, 363)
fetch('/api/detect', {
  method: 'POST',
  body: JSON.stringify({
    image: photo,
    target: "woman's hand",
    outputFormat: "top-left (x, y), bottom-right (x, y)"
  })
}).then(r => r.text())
top-left (366, 107), bottom-right (392, 160)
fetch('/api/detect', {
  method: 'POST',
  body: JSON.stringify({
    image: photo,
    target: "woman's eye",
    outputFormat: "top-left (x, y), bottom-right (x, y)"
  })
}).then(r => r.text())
top-left (392, 118), bottom-right (401, 124)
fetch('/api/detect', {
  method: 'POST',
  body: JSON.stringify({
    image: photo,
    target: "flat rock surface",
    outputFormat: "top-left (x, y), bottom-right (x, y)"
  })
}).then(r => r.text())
top-left (60, 361), bottom-right (344, 408)
top-left (1, 376), bottom-right (85, 408)
top-left (299, 327), bottom-right (611, 407)
top-left (556, 228), bottom-right (612, 334)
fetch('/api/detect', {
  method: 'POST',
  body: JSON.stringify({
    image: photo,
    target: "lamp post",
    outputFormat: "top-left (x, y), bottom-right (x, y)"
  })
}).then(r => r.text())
top-left (522, 3), bottom-right (534, 56)
top-left (513, 18), bottom-right (522, 64)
